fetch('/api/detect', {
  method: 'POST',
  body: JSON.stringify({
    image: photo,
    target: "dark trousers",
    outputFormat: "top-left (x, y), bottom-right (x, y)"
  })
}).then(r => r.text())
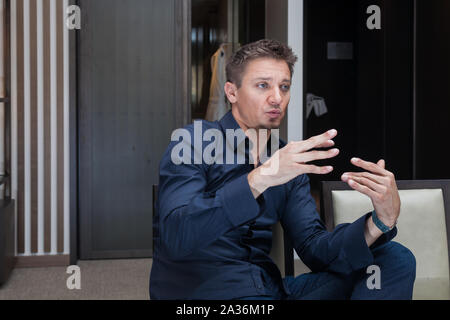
top-left (240, 241), bottom-right (417, 300)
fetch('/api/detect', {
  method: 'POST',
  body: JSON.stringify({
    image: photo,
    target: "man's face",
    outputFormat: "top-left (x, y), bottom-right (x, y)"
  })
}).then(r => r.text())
top-left (226, 58), bottom-right (292, 130)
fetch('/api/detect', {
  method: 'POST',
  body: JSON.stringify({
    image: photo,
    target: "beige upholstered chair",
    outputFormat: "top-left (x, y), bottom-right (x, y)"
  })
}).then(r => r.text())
top-left (321, 180), bottom-right (450, 300)
top-left (269, 222), bottom-right (294, 278)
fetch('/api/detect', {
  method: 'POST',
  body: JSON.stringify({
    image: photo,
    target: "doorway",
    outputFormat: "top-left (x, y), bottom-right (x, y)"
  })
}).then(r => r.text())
top-left (191, 0), bottom-right (265, 121)
top-left (77, 0), bottom-right (190, 260)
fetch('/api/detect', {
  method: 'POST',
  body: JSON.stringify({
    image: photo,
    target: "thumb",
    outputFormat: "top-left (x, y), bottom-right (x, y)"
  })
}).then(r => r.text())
top-left (377, 159), bottom-right (385, 169)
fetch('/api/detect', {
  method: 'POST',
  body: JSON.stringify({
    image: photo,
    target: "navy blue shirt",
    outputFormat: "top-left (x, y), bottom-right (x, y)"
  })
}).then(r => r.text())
top-left (150, 111), bottom-right (397, 300)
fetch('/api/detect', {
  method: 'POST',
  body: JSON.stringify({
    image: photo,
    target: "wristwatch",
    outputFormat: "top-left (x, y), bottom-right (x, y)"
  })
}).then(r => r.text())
top-left (371, 210), bottom-right (397, 234)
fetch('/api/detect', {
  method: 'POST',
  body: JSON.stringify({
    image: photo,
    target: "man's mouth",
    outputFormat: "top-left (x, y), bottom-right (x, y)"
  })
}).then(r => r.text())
top-left (266, 109), bottom-right (282, 119)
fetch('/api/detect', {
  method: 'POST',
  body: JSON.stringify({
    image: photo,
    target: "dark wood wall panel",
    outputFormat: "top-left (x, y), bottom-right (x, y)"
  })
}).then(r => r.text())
top-left (78, 0), bottom-right (191, 259)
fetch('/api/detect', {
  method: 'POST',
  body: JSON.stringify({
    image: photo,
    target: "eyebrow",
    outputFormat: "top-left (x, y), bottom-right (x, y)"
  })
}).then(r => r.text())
top-left (253, 77), bottom-right (291, 83)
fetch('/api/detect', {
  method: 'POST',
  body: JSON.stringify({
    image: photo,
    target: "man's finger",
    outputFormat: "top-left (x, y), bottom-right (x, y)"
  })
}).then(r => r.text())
top-left (346, 178), bottom-right (379, 200)
top-left (341, 171), bottom-right (389, 185)
top-left (316, 140), bottom-right (335, 149)
top-left (350, 158), bottom-right (390, 176)
top-left (293, 129), bottom-right (338, 153)
top-left (342, 175), bottom-right (386, 194)
top-left (293, 148), bottom-right (340, 163)
top-left (299, 164), bottom-right (334, 175)
top-left (377, 159), bottom-right (386, 169)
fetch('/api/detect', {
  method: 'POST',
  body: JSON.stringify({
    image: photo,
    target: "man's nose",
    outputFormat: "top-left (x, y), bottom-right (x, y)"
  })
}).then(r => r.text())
top-left (269, 87), bottom-right (282, 105)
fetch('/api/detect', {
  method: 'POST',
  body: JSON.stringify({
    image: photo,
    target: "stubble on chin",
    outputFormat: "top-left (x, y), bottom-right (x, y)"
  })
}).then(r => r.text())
top-left (266, 117), bottom-right (283, 130)
top-left (256, 123), bottom-right (281, 131)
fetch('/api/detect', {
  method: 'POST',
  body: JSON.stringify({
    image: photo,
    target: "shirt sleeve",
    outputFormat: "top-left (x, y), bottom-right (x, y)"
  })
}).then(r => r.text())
top-left (281, 174), bottom-right (397, 275)
top-left (157, 141), bottom-right (265, 260)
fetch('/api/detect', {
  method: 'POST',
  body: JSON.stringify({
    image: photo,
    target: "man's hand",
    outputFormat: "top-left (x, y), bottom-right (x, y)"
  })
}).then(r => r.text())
top-left (248, 129), bottom-right (340, 198)
top-left (341, 158), bottom-right (401, 245)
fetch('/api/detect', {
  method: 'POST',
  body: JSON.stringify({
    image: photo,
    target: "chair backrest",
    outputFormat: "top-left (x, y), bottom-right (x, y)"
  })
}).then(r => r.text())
top-left (321, 180), bottom-right (450, 298)
top-left (269, 222), bottom-right (294, 277)
top-left (152, 185), bottom-right (294, 277)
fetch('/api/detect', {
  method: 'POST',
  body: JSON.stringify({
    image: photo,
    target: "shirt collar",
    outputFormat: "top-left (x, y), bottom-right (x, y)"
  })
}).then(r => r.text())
top-left (219, 111), bottom-right (247, 152)
top-left (219, 110), bottom-right (241, 131)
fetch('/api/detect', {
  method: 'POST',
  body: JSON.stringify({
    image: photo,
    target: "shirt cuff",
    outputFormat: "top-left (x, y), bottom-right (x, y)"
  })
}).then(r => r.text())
top-left (221, 173), bottom-right (265, 227)
top-left (342, 212), bottom-right (375, 271)
top-left (370, 225), bottom-right (398, 249)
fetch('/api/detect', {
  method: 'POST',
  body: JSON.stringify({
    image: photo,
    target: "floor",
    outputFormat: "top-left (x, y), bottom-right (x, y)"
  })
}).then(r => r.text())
top-left (0, 259), bottom-right (153, 300)
top-left (0, 259), bottom-right (310, 300)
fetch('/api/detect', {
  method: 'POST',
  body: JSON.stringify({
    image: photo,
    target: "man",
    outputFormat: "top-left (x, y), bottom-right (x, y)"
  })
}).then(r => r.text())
top-left (150, 39), bottom-right (416, 300)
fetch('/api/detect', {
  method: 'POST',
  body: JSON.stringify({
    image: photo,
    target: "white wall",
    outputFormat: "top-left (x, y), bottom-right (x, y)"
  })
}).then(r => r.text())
top-left (287, 0), bottom-right (304, 143)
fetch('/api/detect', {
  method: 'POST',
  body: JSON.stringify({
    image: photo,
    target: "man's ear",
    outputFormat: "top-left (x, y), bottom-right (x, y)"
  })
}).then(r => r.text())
top-left (224, 82), bottom-right (238, 104)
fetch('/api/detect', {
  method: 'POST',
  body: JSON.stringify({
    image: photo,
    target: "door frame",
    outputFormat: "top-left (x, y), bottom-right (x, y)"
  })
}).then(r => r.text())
top-left (70, 0), bottom-right (191, 263)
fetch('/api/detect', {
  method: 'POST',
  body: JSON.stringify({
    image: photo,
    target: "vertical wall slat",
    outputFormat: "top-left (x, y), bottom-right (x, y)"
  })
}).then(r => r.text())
top-left (16, 0), bottom-right (24, 255)
top-left (29, 0), bottom-right (37, 254)
top-left (43, 0), bottom-right (50, 254)
top-left (49, 0), bottom-right (57, 255)
top-left (11, 0), bottom-right (18, 256)
top-left (0, 0), bottom-right (5, 187)
top-left (63, 0), bottom-right (69, 254)
top-left (36, 0), bottom-right (44, 254)
top-left (56, 0), bottom-right (63, 254)
top-left (23, 0), bottom-right (30, 255)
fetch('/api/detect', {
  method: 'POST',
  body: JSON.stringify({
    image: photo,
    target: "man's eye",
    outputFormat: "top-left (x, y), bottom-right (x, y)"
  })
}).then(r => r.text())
top-left (281, 85), bottom-right (291, 91)
top-left (257, 83), bottom-right (268, 89)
